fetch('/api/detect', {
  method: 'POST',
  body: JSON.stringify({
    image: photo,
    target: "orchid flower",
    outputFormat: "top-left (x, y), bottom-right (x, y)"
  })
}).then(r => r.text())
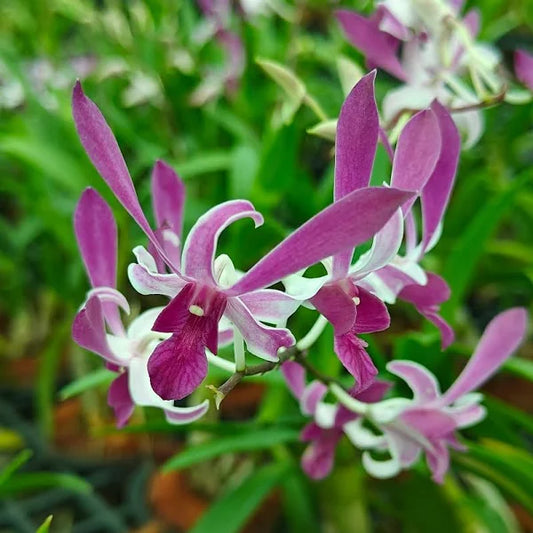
top-left (340, 307), bottom-right (528, 482)
top-left (191, 1), bottom-right (245, 105)
top-left (284, 72), bottom-right (452, 388)
top-left (336, 1), bottom-right (502, 146)
top-left (71, 188), bottom-right (209, 427)
top-left (282, 361), bottom-right (391, 479)
top-left (515, 49), bottom-right (533, 92)
top-left (72, 81), bottom-right (413, 403)
top-left (360, 97), bottom-right (461, 349)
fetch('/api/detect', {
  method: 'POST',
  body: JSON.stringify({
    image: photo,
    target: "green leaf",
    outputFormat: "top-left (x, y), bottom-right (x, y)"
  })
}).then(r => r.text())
top-left (36, 515), bottom-right (53, 533)
top-left (0, 450), bottom-right (33, 486)
top-left (281, 469), bottom-right (320, 533)
top-left (442, 171), bottom-right (531, 316)
top-left (0, 472), bottom-right (92, 496)
top-left (229, 145), bottom-right (259, 199)
top-left (190, 461), bottom-right (290, 533)
top-left (163, 427), bottom-right (299, 472)
top-left (59, 367), bottom-right (116, 400)
top-left (454, 440), bottom-right (533, 515)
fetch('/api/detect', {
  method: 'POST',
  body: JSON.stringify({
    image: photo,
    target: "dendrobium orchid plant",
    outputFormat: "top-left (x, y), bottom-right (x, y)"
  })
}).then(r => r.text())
top-left (71, 41), bottom-right (528, 486)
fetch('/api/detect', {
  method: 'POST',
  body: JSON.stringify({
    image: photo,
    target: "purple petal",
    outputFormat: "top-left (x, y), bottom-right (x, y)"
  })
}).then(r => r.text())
top-left (399, 273), bottom-right (454, 348)
top-left (148, 333), bottom-right (208, 400)
top-left (449, 403), bottom-right (486, 428)
top-left (387, 361), bottom-right (441, 402)
top-left (376, 6), bottom-right (409, 40)
top-left (442, 308), bottom-right (528, 404)
top-left (151, 159), bottom-right (185, 237)
top-left (402, 408), bottom-right (457, 439)
top-left (228, 187), bottom-right (414, 296)
top-left (74, 188), bottom-right (117, 289)
top-left (108, 371), bottom-right (134, 428)
top-left (426, 441), bottom-right (450, 484)
top-left (400, 272), bottom-right (450, 308)
top-left (182, 200), bottom-right (263, 286)
top-left (301, 427), bottom-right (342, 480)
top-left (301, 381), bottom-right (328, 415)
top-left (72, 82), bottom-right (154, 240)
top-left (463, 9), bottom-right (481, 38)
top-left (391, 109), bottom-right (441, 214)
top-left (281, 361), bottom-right (306, 399)
top-left (350, 209), bottom-right (403, 280)
top-left (334, 72), bottom-right (378, 198)
top-left (334, 332), bottom-right (378, 391)
top-left (238, 289), bottom-right (300, 324)
top-left (354, 379), bottom-right (392, 403)
top-left (225, 297), bottom-right (295, 361)
top-left (515, 49), bottom-right (533, 91)
top-left (353, 287), bottom-right (390, 334)
top-left (421, 101), bottom-right (460, 251)
top-left (332, 71), bottom-right (379, 278)
top-left (72, 296), bottom-right (128, 366)
top-left (310, 282), bottom-right (357, 335)
top-left (336, 10), bottom-right (406, 81)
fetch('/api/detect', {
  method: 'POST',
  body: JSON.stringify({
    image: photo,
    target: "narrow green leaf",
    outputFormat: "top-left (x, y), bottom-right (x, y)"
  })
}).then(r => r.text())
top-left (36, 515), bottom-right (53, 533)
top-left (442, 172), bottom-right (531, 316)
top-left (281, 469), bottom-right (320, 533)
top-left (0, 472), bottom-right (92, 496)
top-left (190, 462), bottom-right (289, 533)
top-left (59, 367), bottom-right (115, 400)
top-left (163, 427), bottom-right (299, 472)
top-left (0, 450), bottom-right (33, 486)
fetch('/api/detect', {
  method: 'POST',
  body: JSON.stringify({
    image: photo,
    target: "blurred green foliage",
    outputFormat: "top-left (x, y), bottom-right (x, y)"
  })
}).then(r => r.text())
top-left (0, 0), bottom-right (532, 532)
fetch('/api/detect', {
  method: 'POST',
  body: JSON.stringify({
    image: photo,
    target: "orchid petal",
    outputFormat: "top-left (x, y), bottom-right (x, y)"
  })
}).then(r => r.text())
top-left (387, 361), bottom-right (441, 402)
top-left (344, 418), bottom-right (387, 448)
top-left (224, 297), bottom-right (295, 362)
top-left (72, 82), bottom-right (180, 272)
top-left (332, 72), bottom-right (379, 276)
top-left (442, 308), bottom-right (528, 404)
top-left (74, 188), bottom-right (117, 289)
top-left (182, 200), bottom-right (263, 285)
top-left (421, 101), bottom-right (460, 251)
top-left (72, 296), bottom-right (129, 366)
top-left (401, 408), bottom-right (457, 439)
top-left (426, 441), bottom-right (450, 484)
top-left (239, 289), bottom-right (300, 325)
top-left (353, 288), bottom-right (390, 334)
top-left (310, 282), bottom-right (357, 335)
top-left (151, 159), bottom-right (185, 237)
top-left (391, 109), bottom-right (441, 214)
top-left (301, 381), bottom-right (328, 415)
top-left (107, 372), bottom-right (134, 428)
top-left (301, 429), bottom-right (341, 480)
top-left (228, 187), bottom-right (414, 296)
top-left (128, 262), bottom-right (185, 298)
top-left (334, 71), bottom-right (378, 199)
top-left (448, 403), bottom-right (486, 428)
top-left (336, 10), bottom-right (406, 81)
top-left (515, 50), bottom-right (533, 91)
top-left (354, 379), bottom-right (392, 403)
top-left (281, 361), bottom-right (306, 399)
top-left (362, 451), bottom-right (402, 479)
top-left (334, 333), bottom-right (378, 391)
top-left (315, 402), bottom-right (339, 429)
top-left (128, 356), bottom-right (209, 424)
top-left (350, 209), bottom-right (403, 280)
top-left (72, 83), bottom-right (156, 244)
top-left (127, 307), bottom-right (165, 340)
top-left (148, 333), bottom-right (208, 400)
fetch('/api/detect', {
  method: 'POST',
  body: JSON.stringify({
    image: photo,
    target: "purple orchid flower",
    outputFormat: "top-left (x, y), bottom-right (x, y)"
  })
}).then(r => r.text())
top-left (284, 72), bottom-right (452, 388)
top-left (359, 98), bottom-right (461, 349)
top-left (515, 49), bottom-right (533, 91)
top-left (342, 307), bottom-right (528, 482)
top-left (336, 3), bottom-right (497, 147)
top-left (72, 81), bottom-right (414, 402)
top-left (71, 188), bottom-right (210, 427)
top-left (282, 361), bottom-right (391, 479)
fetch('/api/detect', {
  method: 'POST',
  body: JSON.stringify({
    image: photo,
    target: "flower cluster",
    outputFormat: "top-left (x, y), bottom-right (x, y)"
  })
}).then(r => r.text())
top-left (71, 67), bottom-right (527, 484)
top-left (336, 0), bottom-right (522, 146)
